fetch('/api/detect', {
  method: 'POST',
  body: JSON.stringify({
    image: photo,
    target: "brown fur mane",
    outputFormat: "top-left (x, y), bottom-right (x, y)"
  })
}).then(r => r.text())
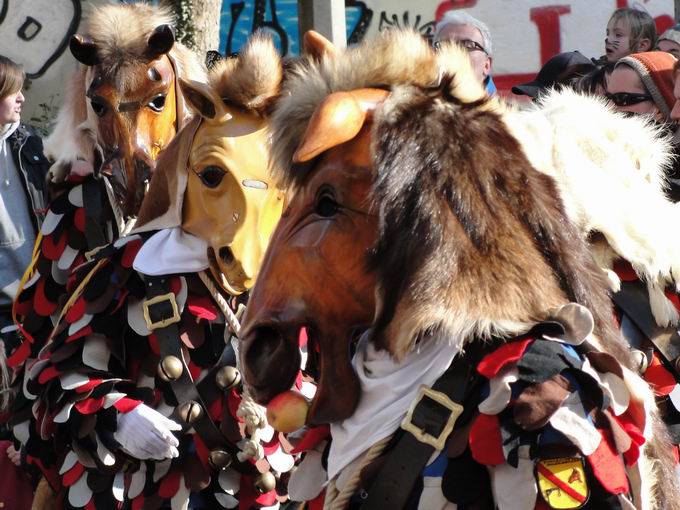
top-left (270, 30), bottom-right (485, 189)
top-left (368, 76), bottom-right (627, 364)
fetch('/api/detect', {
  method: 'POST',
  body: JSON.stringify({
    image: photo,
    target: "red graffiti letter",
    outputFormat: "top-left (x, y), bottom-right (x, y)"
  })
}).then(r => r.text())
top-left (530, 5), bottom-right (572, 65)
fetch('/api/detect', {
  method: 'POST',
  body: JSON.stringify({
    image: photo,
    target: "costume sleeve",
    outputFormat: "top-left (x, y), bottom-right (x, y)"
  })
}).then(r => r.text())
top-left (466, 325), bottom-right (649, 509)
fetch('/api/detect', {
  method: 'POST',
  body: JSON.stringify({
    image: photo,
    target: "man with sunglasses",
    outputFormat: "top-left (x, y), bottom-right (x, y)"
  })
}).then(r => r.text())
top-left (433, 11), bottom-right (496, 95)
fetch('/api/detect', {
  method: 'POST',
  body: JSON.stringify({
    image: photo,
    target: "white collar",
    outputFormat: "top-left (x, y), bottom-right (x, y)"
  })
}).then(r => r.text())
top-left (327, 331), bottom-right (461, 480)
top-left (132, 227), bottom-right (209, 275)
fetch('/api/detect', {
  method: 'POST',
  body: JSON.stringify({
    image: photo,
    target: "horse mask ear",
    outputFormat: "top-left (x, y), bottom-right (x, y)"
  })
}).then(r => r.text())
top-left (147, 24), bottom-right (176, 59)
top-left (70, 34), bottom-right (101, 66)
top-left (303, 30), bottom-right (337, 60)
top-left (294, 88), bottom-right (388, 163)
top-left (179, 78), bottom-right (227, 121)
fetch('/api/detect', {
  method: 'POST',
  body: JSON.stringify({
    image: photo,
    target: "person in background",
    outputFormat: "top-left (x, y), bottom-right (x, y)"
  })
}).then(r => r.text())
top-left (575, 62), bottom-right (615, 96)
top-left (433, 11), bottom-right (496, 95)
top-left (658, 24), bottom-right (680, 58)
top-left (0, 55), bottom-right (49, 332)
top-left (606, 51), bottom-right (677, 127)
top-left (0, 54), bottom-right (50, 506)
top-left (604, 7), bottom-right (657, 63)
top-left (511, 50), bottom-right (595, 100)
top-left (666, 59), bottom-right (680, 201)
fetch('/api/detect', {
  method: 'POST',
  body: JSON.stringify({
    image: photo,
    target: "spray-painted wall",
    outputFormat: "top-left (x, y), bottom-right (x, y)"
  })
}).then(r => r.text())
top-left (3, 0), bottom-right (676, 132)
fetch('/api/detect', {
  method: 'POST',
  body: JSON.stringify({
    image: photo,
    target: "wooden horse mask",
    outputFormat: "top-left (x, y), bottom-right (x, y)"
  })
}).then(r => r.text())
top-left (134, 35), bottom-right (284, 295)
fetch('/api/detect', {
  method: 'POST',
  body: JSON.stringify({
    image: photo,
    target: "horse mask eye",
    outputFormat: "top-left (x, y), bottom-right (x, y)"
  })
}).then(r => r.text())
top-left (148, 94), bottom-right (167, 112)
top-left (315, 190), bottom-right (339, 217)
top-left (198, 165), bottom-right (226, 188)
top-left (90, 99), bottom-right (107, 117)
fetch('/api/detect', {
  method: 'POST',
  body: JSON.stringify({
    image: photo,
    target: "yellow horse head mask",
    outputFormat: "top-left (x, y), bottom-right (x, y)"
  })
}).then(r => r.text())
top-left (134, 35), bottom-right (284, 294)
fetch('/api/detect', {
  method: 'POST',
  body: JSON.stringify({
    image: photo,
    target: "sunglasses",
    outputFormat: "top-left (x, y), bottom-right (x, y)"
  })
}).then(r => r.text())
top-left (605, 92), bottom-right (652, 107)
top-left (434, 39), bottom-right (487, 55)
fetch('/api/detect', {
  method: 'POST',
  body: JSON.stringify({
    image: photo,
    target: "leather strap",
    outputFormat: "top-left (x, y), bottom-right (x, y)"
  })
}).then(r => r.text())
top-left (614, 280), bottom-right (680, 376)
top-left (361, 343), bottom-right (487, 510)
top-left (82, 178), bottom-right (107, 250)
top-left (144, 275), bottom-right (254, 474)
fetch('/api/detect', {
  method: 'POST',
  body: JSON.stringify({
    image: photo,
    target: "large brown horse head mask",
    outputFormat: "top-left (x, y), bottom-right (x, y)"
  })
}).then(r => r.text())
top-left (241, 30), bottom-right (627, 425)
top-left (134, 34), bottom-right (284, 295)
top-left (68, 4), bottom-right (204, 217)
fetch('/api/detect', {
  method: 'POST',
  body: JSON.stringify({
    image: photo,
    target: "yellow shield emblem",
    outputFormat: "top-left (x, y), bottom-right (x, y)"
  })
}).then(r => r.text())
top-left (536, 457), bottom-right (589, 509)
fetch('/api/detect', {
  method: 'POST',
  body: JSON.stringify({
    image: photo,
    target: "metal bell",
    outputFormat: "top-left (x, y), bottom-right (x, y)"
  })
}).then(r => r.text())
top-left (253, 471), bottom-right (276, 494)
top-left (158, 355), bottom-right (183, 381)
top-left (632, 349), bottom-right (649, 374)
top-left (208, 449), bottom-right (233, 470)
top-left (215, 366), bottom-right (241, 391)
top-left (178, 400), bottom-right (203, 424)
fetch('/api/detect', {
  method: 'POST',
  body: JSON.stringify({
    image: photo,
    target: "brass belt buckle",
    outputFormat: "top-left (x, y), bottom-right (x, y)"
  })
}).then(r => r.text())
top-left (143, 292), bottom-right (181, 330)
top-left (401, 384), bottom-right (463, 450)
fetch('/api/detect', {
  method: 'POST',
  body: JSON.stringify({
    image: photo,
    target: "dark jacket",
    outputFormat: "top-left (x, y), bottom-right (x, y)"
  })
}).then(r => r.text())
top-left (7, 123), bottom-right (50, 230)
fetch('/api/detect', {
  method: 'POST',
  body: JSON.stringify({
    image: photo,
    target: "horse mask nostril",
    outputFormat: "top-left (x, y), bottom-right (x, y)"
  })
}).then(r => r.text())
top-left (243, 326), bottom-right (300, 404)
top-left (219, 247), bottom-right (234, 265)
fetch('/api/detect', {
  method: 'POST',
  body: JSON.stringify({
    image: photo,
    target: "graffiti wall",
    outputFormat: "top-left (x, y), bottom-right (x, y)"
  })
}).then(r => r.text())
top-left (4, 0), bottom-right (678, 132)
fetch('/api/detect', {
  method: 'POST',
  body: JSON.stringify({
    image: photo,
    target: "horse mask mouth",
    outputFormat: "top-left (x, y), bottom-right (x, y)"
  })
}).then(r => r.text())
top-left (242, 320), bottom-right (362, 426)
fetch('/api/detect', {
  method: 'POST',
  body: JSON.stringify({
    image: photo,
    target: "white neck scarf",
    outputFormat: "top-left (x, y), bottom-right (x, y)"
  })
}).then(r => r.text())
top-left (133, 226), bottom-right (209, 275)
top-left (328, 331), bottom-right (461, 480)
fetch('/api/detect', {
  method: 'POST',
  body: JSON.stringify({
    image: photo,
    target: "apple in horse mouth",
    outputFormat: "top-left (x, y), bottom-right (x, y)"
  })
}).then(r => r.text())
top-left (266, 390), bottom-right (310, 433)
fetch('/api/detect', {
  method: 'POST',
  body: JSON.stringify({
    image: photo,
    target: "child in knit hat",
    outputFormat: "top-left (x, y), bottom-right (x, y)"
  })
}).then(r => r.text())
top-left (605, 8), bottom-right (657, 62)
top-left (606, 51), bottom-right (677, 126)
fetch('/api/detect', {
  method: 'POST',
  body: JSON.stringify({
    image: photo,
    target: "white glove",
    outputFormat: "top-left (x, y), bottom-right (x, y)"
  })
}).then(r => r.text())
top-left (114, 404), bottom-right (181, 460)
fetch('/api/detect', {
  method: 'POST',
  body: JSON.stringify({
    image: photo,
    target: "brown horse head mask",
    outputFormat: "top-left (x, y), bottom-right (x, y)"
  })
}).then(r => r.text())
top-left (69, 4), bottom-right (204, 217)
top-left (134, 34), bottom-right (284, 295)
top-left (241, 30), bottom-right (626, 426)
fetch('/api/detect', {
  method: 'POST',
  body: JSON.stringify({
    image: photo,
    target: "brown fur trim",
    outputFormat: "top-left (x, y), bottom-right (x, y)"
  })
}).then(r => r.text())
top-left (270, 29), bottom-right (486, 190)
top-left (369, 77), bottom-right (630, 366)
top-left (209, 33), bottom-right (282, 114)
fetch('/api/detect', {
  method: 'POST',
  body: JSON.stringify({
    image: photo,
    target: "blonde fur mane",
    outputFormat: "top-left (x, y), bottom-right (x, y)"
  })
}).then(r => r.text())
top-left (208, 33), bottom-right (282, 114)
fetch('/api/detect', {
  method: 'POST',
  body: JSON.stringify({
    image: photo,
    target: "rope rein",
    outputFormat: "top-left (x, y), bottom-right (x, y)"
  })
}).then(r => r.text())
top-left (324, 435), bottom-right (393, 510)
top-left (198, 270), bottom-right (266, 462)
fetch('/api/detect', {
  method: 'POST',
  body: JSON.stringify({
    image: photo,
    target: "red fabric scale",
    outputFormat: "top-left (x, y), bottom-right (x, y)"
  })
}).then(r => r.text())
top-left (290, 425), bottom-right (330, 454)
top-left (469, 413), bottom-right (505, 465)
top-left (7, 340), bottom-right (31, 368)
top-left (112, 397), bottom-right (142, 413)
top-left (120, 239), bottom-right (143, 269)
top-left (477, 338), bottom-right (532, 379)
top-left (66, 325), bottom-right (93, 343)
top-left (38, 365), bottom-right (61, 384)
top-left (62, 462), bottom-right (84, 487)
top-left (644, 352), bottom-right (676, 396)
top-left (73, 208), bottom-right (85, 232)
top-left (158, 468), bottom-right (182, 499)
top-left (42, 232), bottom-right (67, 261)
top-left (65, 296), bottom-right (86, 324)
top-left (587, 428), bottom-right (629, 495)
top-left (34, 279), bottom-right (58, 317)
top-left (75, 397), bottom-right (105, 414)
top-left (75, 379), bottom-right (103, 394)
top-left (187, 294), bottom-right (218, 321)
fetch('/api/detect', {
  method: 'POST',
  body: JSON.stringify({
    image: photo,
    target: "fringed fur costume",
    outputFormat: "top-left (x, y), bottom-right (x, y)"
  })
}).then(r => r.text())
top-left (255, 29), bottom-right (680, 509)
